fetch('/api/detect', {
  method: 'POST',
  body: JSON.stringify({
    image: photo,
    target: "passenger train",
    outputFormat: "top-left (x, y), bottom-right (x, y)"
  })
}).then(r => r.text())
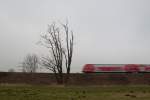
top-left (82, 64), bottom-right (150, 73)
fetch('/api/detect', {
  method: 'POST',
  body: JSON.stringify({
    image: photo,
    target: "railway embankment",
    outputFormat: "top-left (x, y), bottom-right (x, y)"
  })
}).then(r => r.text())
top-left (0, 72), bottom-right (150, 85)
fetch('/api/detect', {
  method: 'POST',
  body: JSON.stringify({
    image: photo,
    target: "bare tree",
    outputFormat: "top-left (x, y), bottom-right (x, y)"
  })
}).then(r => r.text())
top-left (8, 68), bottom-right (15, 72)
top-left (20, 54), bottom-right (39, 73)
top-left (40, 21), bottom-right (73, 84)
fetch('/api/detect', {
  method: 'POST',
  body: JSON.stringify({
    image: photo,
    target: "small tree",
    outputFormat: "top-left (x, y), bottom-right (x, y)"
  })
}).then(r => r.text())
top-left (20, 54), bottom-right (39, 73)
top-left (8, 68), bottom-right (15, 72)
top-left (40, 21), bottom-right (74, 84)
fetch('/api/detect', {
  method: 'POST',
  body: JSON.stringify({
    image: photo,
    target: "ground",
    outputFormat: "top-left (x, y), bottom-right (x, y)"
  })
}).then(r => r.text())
top-left (0, 84), bottom-right (150, 100)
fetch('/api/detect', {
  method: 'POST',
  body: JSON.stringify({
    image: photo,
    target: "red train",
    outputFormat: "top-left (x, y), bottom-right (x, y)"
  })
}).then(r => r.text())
top-left (82, 64), bottom-right (150, 73)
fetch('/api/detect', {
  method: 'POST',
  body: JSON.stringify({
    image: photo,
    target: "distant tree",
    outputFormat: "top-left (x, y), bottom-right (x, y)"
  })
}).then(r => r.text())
top-left (40, 21), bottom-right (74, 84)
top-left (20, 54), bottom-right (39, 73)
top-left (8, 68), bottom-right (15, 72)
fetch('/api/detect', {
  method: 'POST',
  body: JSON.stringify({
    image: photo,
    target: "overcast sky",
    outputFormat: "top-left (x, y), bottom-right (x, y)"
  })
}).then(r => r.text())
top-left (0, 0), bottom-right (150, 72)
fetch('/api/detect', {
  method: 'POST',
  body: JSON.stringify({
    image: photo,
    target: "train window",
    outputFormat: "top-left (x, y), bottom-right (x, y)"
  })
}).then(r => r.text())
top-left (94, 64), bottom-right (124, 67)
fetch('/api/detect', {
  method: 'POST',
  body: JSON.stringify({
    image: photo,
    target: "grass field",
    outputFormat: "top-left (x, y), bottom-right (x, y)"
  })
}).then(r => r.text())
top-left (0, 84), bottom-right (150, 100)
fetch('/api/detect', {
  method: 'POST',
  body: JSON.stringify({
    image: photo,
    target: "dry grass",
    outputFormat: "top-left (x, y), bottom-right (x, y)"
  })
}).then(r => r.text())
top-left (0, 84), bottom-right (150, 100)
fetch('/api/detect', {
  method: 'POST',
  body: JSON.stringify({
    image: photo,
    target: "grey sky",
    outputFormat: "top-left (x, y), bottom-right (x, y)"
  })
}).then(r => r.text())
top-left (0, 0), bottom-right (150, 72)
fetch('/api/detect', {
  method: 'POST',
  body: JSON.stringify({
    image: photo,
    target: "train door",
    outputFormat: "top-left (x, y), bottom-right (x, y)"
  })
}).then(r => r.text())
top-left (139, 66), bottom-right (145, 72)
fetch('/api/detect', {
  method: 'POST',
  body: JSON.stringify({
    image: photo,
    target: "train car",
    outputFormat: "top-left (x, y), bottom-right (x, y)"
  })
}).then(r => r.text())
top-left (82, 64), bottom-right (150, 73)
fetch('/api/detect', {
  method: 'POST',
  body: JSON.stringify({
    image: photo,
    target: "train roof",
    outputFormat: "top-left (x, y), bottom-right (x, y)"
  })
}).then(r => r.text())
top-left (85, 64), bottom-right (150, 66)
